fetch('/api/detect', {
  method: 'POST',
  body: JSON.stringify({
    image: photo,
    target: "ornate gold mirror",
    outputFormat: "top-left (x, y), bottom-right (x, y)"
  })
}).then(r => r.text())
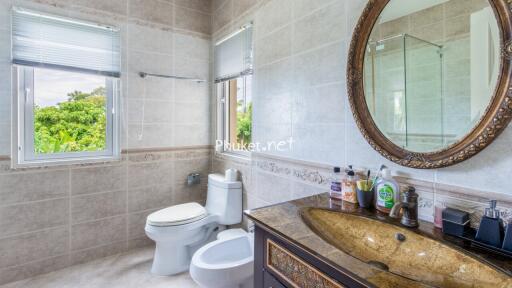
top-left (348, 0), bottom-right (512, 169)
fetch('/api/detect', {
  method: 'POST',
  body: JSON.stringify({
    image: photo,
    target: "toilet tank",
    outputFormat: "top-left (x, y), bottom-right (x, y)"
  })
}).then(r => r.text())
top-left (205, 174), bottom-right (242, 225)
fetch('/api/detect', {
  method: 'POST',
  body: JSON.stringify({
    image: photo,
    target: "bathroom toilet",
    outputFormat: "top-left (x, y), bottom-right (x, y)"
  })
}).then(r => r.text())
top-left (145, 174), bottom-right (242, 276)
top-left (190, 229), bottom-right (254, 288)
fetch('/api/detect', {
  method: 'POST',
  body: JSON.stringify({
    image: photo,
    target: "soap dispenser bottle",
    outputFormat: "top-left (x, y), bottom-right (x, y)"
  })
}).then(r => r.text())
top-left (341, 166), bottom-right (358, 204)
top-left (503, 221), bottom-right (512, 252)
top-left (329, 167), bottom-right (343, 200)
top-left (375, 166), bottom-right (399, 214)
top-left (475, 200), bottom-right (504, 248)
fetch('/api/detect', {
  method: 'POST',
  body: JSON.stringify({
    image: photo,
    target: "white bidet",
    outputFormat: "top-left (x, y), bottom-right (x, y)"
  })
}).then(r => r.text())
top-left (190, 229), bottom-right (254, 288)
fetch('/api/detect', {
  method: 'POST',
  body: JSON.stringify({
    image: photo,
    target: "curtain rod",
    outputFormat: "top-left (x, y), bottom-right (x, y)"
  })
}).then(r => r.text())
top-left (138, 72), bottom-right (206, 83)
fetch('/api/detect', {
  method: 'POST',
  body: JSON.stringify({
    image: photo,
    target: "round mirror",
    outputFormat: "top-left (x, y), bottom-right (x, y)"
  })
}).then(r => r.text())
top-left (364, 0), bottom-right (499, 152)
top-left (348, 0), bottom-right (512, 168)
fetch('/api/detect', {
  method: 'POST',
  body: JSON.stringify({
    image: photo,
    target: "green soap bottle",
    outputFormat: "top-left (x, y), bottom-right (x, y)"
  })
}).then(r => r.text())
top-left (375, 167), bottom-right (400, 214)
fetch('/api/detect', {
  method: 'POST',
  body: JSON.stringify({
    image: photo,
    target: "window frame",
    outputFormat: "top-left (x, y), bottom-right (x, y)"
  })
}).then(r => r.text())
top-left (216, 75), bottom-right (252, 157)
top-left (12, 66), bottom-right (121, 167)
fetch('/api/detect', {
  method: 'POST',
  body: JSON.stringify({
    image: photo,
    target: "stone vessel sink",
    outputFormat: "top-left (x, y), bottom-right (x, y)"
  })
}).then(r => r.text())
top-left (300, 208), bottom-right (512, 288)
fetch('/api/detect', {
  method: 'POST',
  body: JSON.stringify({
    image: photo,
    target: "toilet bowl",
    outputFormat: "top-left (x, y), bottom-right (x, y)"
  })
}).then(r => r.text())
top-left (145, 174), bottom-right (242, 276)
top-left (145, 202), bottom-right (222, 275)
top-left (190, 229), bottom-right (254, 288)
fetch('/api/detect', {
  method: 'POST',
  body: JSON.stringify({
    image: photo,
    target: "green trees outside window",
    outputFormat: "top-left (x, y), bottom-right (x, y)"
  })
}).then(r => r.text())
top-left (34, 87), bottom-right (107, 154)
top-left (236, 102), bottom-right (252, 148)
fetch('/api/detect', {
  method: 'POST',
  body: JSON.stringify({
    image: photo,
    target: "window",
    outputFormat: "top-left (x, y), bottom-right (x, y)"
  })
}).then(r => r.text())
top-left (12, 8), bottom-right (120, 166)
top-left (218, 75), bottom-right (252, 151)
top-left (215, 24), bottom-right (253, 155)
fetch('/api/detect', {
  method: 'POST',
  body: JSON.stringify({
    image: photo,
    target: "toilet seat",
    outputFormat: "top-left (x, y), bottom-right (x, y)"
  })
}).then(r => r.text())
top-left (147, 202), bottom-right (207, 227)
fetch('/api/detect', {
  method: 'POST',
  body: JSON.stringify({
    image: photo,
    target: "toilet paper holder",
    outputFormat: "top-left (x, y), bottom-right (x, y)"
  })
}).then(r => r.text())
top-left (187, 173), bottom-right (201, 186)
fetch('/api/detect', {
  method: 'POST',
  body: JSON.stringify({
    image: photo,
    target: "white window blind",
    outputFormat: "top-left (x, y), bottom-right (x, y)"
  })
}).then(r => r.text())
top-left (12, 7), bottom-right (121, 77)
top-left (214, 24), bottom-right (253, 82)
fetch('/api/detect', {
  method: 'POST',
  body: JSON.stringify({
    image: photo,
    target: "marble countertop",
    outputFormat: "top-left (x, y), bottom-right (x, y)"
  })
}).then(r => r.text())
top-left (245, 193), bottom-right (512, 288)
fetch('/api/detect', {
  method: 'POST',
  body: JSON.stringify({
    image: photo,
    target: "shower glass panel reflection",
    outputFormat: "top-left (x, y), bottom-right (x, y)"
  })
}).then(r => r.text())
top-left (365, 34), bottom-right (443, 152)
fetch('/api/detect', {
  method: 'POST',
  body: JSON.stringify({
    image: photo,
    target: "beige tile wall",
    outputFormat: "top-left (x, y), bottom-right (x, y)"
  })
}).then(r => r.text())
top-left (212, 0), bottom-right (359, 217)
top-left (211, 0), bottom-right (512, 230)
top-left (0, 0), bottom-right (213, 284)
top-left (0, 147), bottom-right (212, 285)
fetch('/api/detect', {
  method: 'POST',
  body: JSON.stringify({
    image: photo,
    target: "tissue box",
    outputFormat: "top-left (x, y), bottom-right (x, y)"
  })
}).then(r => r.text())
top-left (442, 208), bottom-right (470, 237)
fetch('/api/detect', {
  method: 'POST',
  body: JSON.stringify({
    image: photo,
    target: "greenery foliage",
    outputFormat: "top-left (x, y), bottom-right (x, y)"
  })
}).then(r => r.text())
top-left (236, 102), bottom-right (252, 147)
top-left (34, 88), bottom-right (107, 154)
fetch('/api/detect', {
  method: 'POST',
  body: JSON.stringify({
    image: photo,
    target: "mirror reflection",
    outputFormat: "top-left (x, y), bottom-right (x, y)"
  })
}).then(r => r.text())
top-left (364, 0), bottom-right (499, 152)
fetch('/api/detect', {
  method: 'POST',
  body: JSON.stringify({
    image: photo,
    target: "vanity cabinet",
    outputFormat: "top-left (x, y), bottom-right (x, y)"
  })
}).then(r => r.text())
top-left (254, 225), bottom-right (372, 288)
top-left (263, 270), bottom-right (286, 288)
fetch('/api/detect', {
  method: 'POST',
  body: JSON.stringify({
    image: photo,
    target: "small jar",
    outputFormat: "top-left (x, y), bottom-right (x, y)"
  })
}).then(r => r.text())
top-left (434, 203), bottom-right (446, 229)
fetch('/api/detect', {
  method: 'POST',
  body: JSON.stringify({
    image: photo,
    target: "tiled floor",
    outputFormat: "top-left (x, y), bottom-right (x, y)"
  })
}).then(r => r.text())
top-left (0, 247), bottom-right (199, 288)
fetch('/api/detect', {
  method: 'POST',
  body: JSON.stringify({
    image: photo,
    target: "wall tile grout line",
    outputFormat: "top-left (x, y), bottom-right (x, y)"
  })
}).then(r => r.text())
top-left (174, 4), bottom-right (212, 17)
top-left (0, 196), bottom-right (70, 208)
top-left (70, 212), bottom-right (129, 226)
top-left (0, 252), bottom-right (70, 272)
top-left (69, 189), bottom-right (128, 199)
top-left (0, 224), bottom-right (69, 241)
top-left (125, 6), bottom-right (131, 251)
top-left (173, 3), bottom-right (212, 16)
top-left (253, 39), bottom-right (348, 70)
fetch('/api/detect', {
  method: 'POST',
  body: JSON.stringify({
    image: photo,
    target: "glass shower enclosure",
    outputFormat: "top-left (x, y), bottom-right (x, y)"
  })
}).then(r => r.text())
top-left (364, 34), bottom-right (443, 152)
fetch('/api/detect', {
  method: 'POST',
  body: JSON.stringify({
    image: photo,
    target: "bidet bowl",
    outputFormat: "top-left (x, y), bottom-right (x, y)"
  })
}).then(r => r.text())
top-left (190, 234), bottom-right (254, 288)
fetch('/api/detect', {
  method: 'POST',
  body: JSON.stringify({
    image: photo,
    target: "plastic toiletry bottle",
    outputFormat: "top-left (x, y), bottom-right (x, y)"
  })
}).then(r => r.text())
top-left (329, 167), bottom-right (342, 200)
top-left (342, 166), bottom-right (358, 204)
top-left (375, 167), bottom-right (400, 214)
top-left (503, 222), bottom-right (512, 251)
top-left (475, 200), bottom-right (504, 248)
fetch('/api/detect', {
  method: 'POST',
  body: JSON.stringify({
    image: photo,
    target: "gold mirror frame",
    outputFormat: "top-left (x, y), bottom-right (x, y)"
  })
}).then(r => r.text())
top-left (347, 0), bottom-right (512, 169)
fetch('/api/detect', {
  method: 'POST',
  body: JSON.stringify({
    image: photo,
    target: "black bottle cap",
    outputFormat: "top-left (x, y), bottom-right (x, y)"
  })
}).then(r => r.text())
top-left (333, 167), bottom-right (341, 173)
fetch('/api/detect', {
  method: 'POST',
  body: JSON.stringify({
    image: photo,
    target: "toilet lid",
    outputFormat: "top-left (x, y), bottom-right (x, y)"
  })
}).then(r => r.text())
top-left (147, 202), bottom-right (207, 227)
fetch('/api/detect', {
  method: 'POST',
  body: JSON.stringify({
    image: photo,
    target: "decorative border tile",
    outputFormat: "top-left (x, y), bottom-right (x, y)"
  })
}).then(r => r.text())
top-left (292, 168), bottom-right (332, 186)
top-left (249, 154), bottom-right (512, 225)
top-left (256, 160), bottom-right (292, 176)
